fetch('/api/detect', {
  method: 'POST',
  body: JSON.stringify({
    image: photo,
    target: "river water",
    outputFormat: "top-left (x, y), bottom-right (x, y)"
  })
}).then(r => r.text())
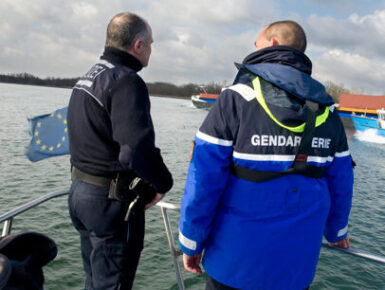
top-left (0, 83), bottom-right (384, 290)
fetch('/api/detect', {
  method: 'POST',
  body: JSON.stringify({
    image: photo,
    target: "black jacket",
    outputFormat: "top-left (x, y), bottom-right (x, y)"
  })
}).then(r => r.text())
top-left (67, 47), bottom-right (173, 193)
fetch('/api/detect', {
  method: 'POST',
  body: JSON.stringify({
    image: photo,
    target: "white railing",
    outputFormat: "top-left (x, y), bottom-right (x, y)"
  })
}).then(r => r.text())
top-left (0, 190), bottom-right (185, 289)
top-left (1, 190), bottom-right (385, 290)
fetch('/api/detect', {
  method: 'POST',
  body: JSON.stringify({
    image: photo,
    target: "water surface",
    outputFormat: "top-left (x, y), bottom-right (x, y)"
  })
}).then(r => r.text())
top-left (0, 83), bottom-right (384, 289)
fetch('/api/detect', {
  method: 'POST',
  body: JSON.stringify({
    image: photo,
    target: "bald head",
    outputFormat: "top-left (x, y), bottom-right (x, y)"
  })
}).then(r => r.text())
top-left (256, 20), bottom-right (307, 52)
top-left (105, 12), bottom-right (151, 51)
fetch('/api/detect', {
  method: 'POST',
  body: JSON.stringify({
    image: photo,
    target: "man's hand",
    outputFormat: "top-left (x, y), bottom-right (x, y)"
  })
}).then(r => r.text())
top-left (329, 236), bottom-right (350, 248)
top-left (183, 253), bottom-right (202, 274)
top-left (145, 193), bottom-right (164, 210)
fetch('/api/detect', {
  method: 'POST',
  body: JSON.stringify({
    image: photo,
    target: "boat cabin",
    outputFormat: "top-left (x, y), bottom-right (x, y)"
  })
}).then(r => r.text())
top-left (338, 94), bottom-right (385, 117)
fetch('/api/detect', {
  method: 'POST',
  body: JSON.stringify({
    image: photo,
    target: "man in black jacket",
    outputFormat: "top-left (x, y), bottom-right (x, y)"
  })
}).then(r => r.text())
top-left (67, 12), bottom-right (173, 290)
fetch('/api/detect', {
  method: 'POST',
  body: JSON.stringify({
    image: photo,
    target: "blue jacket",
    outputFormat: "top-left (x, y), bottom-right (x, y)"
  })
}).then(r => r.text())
top-left (179, 46), bottom-right (353, 290)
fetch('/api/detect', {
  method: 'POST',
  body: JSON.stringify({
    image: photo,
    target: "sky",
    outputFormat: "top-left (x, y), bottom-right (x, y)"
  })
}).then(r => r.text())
top-left (2, 0), bottom-right (385, 94)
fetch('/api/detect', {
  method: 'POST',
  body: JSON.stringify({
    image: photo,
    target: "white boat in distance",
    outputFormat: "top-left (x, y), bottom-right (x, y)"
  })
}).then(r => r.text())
top-left (191, 93), bottom-right (218, 109)
top-left (191, 86), bottom-right (219, 109)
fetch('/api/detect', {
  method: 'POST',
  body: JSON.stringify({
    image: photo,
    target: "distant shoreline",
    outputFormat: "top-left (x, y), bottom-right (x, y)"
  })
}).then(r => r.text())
top-left (151, 94), bottom-right (190, 99)
top-left (0, 73), bottom-right (222, 99)
top-left (0, 79), bottom-right (74, 89)
top-left (0, 80), bottom-right (191, 100)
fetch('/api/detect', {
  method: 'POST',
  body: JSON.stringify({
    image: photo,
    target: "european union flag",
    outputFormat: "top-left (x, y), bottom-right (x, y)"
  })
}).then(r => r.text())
top-left (26, 106), bottom-right (69, 162)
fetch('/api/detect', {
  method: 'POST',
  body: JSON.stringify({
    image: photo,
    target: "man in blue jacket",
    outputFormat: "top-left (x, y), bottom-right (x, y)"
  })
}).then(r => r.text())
top-left (179, 20), bottom-right (353, 290)
top-left (67, 12), bottom-right (173, 290)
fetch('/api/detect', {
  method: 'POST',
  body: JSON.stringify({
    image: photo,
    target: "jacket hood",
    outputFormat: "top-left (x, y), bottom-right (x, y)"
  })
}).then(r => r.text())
top-left (235, 46), bottom-right (334, 106)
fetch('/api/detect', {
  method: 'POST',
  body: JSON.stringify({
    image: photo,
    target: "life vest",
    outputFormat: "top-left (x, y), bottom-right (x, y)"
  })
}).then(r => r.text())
top-left (230, 76), bottom-right (330, 182)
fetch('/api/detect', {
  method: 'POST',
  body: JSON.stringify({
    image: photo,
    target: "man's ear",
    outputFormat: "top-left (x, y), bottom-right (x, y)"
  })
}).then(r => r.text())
top-left (133, 39), bottom-right (144, 54)
top-left (271, 37), bottom-right (279, 46)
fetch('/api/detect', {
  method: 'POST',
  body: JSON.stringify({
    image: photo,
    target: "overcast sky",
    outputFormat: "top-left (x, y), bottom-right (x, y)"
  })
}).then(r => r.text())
top-left (1, 0), bottom-right (385, 94)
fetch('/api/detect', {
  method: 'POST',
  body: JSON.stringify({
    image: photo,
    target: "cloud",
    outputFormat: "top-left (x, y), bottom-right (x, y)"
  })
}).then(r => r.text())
top-left (0, 0), bottom-right (100, 76)
top-left (305, 10), bottom-right (385, 60)
top-left (312, 49), bottom-right (385, 94)
top-left (140, 0), bottom-right (279, 84)
top-left (145, 0), bottom-right (277, 31)
top-left (302, 9), bottom-right (385, 93)
top-left (144, 28), bottom-right (257, 85)
top-left (304, 0), bottom-right (360, 10)
top-left (1, 0), bottom-right (385, 94)
top-left (0, 0), bottom-right (279, 83)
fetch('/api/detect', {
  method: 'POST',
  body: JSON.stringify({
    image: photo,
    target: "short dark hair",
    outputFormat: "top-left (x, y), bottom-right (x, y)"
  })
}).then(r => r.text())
top-left (264, 20), bottom-right (307, 52)
top-left (105, 12), bottom-right (150, 50)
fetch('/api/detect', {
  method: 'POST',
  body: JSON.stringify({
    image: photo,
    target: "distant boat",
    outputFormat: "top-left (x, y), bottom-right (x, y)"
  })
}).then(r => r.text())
top-left (191, 85), bottom-right (219, 109)
top-left (191, 93), bottom-right (218, 109)
top-left (337, 93), bottom-right (385, 117)
top-left (351, 109), bottom-right (385, 137)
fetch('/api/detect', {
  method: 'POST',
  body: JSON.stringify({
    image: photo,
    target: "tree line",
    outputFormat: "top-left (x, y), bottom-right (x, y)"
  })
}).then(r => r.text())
top-left (0, 73), bottom-right (79, 89)
top-left (0, 72), bottom-right (356, 102)
top-left (0, 73), bottom-right (222, 98)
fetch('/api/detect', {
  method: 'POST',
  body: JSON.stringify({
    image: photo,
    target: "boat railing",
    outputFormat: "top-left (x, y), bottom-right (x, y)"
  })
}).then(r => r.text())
top-left (198, 85), bottom-right (208, 94)
top-left (0, 189), bottom-right (69, 237)
top-left (0, 189), bottom-right (185, 290)
top-left (156, 200), bottom-right (185, 290)
top-left (1, 190), bottom-right (385, 290)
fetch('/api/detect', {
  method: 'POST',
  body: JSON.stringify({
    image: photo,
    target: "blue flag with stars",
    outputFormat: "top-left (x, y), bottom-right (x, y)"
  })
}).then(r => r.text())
top-left (26, 106), bottom-right (69, 162)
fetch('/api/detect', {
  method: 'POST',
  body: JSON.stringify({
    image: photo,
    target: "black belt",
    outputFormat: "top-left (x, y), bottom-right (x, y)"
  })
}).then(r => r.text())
top-left (71, 167), bottom-right (113, 187)
top-left (230, 162), bottom-right (326, 182)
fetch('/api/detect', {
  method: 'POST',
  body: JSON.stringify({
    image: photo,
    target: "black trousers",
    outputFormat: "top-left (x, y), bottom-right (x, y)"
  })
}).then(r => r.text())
top-left (68, 179), bottom-right (145, 290)
top-left (206, 275), bottom-right (310, 290)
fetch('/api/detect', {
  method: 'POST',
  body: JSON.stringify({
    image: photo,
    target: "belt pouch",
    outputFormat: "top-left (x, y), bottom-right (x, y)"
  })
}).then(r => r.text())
top-left (108, 171), bottom-right (137, 202)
